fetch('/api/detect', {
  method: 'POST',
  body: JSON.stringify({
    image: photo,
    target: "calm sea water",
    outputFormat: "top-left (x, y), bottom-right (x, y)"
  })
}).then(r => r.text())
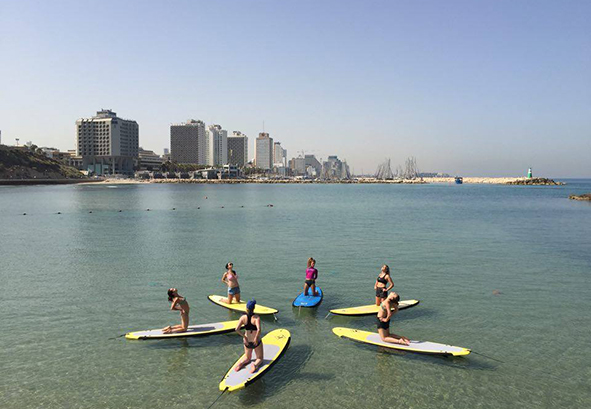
top-left (1, 180), bottom-right (590, 409)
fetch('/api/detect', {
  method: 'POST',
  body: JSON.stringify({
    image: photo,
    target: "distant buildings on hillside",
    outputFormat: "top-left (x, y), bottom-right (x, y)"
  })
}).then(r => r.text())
top-left (3, 109), bottom-right (352, 178)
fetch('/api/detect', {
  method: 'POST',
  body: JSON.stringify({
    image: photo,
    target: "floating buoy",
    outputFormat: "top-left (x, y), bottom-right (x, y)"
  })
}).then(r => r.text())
top-left (119, 210), bottom-right (122, 212)
top-left (240, 206), bottom-right (244, 208)
top-left (197, 207), bottom-right (200, 209)
top-left (172, 208), bottom-right (176, 210)
top-left (22, 213), bottom-right (27, 216)
top-left (89, 211), bottom-right (93, 214)
top-left (146, 209), bottom-right (150, 211)
top-left (57, 212), bottom-right (61, 215)
top-left (221, 206), bottom-right (224, 208)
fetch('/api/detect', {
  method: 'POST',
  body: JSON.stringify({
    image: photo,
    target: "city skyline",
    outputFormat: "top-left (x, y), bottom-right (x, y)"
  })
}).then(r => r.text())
top-left (1, 0), bottom-right (589, 177)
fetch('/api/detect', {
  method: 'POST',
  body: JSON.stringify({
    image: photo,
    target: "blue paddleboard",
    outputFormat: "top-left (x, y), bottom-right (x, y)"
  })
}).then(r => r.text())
top-left (292, 288), bottom-right (323, 308)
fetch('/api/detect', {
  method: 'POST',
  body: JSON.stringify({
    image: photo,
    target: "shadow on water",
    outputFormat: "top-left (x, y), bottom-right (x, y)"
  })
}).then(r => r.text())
top-left (234, 344), bottom-right (333, 407)
top-left (292, 305), bottom-right (320, 321)
top-left (140, 333), bottom-right (241, 350)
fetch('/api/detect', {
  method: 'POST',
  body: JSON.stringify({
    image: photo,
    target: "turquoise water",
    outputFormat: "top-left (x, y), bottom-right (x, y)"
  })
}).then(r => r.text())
top-left (1, 181), bottom-right (590, 408)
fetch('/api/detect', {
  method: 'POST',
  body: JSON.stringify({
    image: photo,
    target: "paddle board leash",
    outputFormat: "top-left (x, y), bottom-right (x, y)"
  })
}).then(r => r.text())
top-left (472, 351), bottom-right (504, 363)
top-left (324, 312), bottom-right (331, 319)
top-left (273, 313), bottom-right (278, 322)
top-left (206, 389), bottom-right (226, 409)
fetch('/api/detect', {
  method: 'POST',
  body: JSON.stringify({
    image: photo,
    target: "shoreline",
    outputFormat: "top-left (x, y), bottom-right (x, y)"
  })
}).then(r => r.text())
top-left (76, 176), bottom-right (534, 185)
top-left (0, 178), bottom-right (101, 186)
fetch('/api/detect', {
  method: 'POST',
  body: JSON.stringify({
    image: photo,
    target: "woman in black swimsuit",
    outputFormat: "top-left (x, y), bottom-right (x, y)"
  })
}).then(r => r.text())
top-left (234, 300), bottom-right (264, 373)
top-left (377, 292), bottom-right (410, 345)
top-left (374, 264), bottom-right (394, 306)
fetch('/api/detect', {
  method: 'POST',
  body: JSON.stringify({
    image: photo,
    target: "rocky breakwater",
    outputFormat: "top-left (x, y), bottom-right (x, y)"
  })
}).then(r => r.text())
top-left (505, 178), bottom-right (564, 186)
top-left (569, 193), bottom-right (591, 201)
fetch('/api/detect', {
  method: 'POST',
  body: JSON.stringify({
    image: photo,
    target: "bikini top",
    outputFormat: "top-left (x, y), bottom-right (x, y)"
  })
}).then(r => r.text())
top-left (244, 313), bottom-right (257, 331)
top-left (376, 274), bottom-right (389, 285)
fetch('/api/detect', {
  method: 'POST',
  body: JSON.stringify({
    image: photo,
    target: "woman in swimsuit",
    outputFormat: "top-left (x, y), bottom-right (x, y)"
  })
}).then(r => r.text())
top-left (162, 288), bottom-right (190, 334)
top-left (374, 264), bottom-right (394, 306)
top-left (304, 257), bottom-right (319, 296)
top-left (221, 262), bottom-right (240, 304)
top-left (376, 292), bottom-right (410, 345)
top-left (234, 300), bottom-right (264, 373)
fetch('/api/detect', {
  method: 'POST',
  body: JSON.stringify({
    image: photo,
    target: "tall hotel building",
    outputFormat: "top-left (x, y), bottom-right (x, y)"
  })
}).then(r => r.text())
top-left (206, 124), bottom-right (228, 166)
top-left (170, 119), bottom-right (206, 164)
top-left (227, 131), bottom-right (248, 167)
top-left (76, 109), bottom-right (138, 175)
top-left (255, 132), bottom-right (273, 170)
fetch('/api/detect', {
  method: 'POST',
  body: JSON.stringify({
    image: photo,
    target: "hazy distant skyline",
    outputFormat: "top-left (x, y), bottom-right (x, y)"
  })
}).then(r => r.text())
top-left (1, 0), bottom-right (589, 177)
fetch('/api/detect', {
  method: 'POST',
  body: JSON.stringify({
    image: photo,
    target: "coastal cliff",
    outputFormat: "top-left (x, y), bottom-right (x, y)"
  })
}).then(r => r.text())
top-left (0, 145), bottom-right (85, 182)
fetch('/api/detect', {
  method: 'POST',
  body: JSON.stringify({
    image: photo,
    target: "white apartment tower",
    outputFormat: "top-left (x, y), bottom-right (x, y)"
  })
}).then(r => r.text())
top-left (170, 119), bottom-right (207, 164)
top-left (206, 124), bottom-right (228, 166)
top-left (255, 132), bottom-right (274, 170)
top-left (273, 141), bottom-right (287, 167)
top-left (227, 131), bottom-right (248, 167)
top-left (76, 109), bottom-right (139, 175)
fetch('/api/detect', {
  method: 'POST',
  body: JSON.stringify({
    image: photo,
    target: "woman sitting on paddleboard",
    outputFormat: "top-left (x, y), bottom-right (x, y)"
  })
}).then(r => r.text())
top-left (374, 264), bottom-right (393, 306)
top-left (377, 292), bottom-right (410, 345)
top-left (235, 300), bottom-right (264, 373)
top-left (162, 288), bottom-right (190, 334)
top-left (221, 262), bottom-right (240, 304)
top-left (304, 257), bottom-right (318, 296)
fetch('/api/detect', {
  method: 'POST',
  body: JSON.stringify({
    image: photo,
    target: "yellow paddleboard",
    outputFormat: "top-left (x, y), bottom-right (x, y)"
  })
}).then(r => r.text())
top-left (330, 299), bottom-right (420, 316)
top-left (332, 327), bottom-right (470, 356)
top-left (125, 320), bottom-right (239, 340)
top-left (208, 295), bottom-right (278, 315)
top-left (219, 329), bottom-right (291, 392)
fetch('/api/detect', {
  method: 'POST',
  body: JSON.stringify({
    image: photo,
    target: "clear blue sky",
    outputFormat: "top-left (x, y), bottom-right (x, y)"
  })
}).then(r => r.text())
top-left (1, 0), bottom-right (589, 177)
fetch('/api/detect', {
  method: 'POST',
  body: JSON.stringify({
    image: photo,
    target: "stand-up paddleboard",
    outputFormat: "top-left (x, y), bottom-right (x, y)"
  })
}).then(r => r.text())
top-left (293, 287), bottom-right (323, 308)
top-left (332, 327), bottom-right (470, 356)
top-left (330, 299), bottom-right (419, 316)
top-left (219, 329), bottom-right (291, 392)
top-left (125, 320), bottom-right (239, 340)
top-left (208, 295), bottom-right (278, 315)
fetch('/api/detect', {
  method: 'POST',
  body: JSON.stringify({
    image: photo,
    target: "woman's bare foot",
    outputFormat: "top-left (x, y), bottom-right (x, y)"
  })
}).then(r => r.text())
top-left (235, 360), bottom-right (247, 372)
top-left (250, 363), bottom-right (260, 373)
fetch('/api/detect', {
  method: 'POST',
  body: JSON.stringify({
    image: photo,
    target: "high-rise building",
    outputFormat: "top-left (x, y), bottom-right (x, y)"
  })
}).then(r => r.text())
top-left (76, 109), bottom-right (139, 175)
top-left (273, 141), bottom-right (287, 167)
top-left (206, 124), bottom-right (228, 166)
top-left (255, 132), bottom-right (274, 170)
top-left (170, 119), bottom-right (206, 164)
top-left (320, 155), bottom-right (351, 180)
top-left (227, 131), bottom-right (248, 167)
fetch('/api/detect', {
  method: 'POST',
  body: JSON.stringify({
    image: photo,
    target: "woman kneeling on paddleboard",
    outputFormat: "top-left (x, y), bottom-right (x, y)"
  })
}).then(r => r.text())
top-left (377, 292), bottom-right (410, 345)
top-left (162, 288), bottom-right (190, 334)
top-left (221, 262), bottom-right (240, 304)
top-left (374, 264), bottom-right (394, 306)
top-left (304, 257), bottom-right (318, 296)
top-left (235, 300), bottom-right (263, 373)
